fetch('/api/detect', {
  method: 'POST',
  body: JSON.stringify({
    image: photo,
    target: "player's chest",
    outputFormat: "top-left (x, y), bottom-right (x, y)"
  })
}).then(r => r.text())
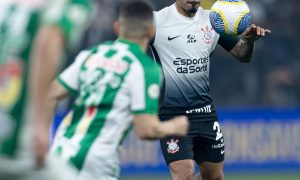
top-left (155, 22), bottom-right (218, 53)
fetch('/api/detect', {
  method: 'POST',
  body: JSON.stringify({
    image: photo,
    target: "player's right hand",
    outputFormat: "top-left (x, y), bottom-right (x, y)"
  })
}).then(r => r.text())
top-left (172, 115), bottom-right (189, 136)
top-left (244, 24), bottom-right (271, 42)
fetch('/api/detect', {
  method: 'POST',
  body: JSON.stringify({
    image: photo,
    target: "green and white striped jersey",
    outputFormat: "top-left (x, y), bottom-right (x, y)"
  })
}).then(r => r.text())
top-left (51, 39), bottom-right (162, 179)
top-left (0, 0), bottom-right (93, 157)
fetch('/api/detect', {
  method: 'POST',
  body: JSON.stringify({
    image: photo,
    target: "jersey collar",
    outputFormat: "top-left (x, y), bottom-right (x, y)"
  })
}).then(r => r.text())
top-left (116, 39), bottom-right (143, 51)
top-left (172, 3), bottom-right (202, 21)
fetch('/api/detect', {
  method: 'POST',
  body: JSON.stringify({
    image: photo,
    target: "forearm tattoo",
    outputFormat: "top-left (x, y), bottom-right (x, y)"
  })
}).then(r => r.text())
top-left (230, 39), bottom-right (254, 63)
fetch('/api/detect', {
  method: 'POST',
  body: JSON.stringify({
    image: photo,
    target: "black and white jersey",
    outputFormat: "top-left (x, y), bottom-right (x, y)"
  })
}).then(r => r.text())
top-left (151, 4), bottom-right (239, 119)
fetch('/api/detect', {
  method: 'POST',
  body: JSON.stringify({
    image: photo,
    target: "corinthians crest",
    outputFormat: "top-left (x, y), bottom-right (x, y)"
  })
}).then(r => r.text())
top-left (167, 139), bottom-right (179, 154)
top-left (201, 25), bottom-right (214, 44)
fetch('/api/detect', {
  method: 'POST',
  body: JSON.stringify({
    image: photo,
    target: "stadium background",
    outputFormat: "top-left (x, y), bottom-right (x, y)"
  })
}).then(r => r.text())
top-left (53, 0), bottom-right (300, 179)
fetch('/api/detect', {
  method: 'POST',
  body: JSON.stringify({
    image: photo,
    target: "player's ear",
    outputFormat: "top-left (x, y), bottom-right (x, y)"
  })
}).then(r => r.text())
top-left (113, 21), bottom-right (120, 35)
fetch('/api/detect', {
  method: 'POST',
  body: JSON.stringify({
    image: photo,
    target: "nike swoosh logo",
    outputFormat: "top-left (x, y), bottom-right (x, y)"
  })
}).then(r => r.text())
top-left (221, 150), bottom-right (225, 155)
top-left (168, 35), bottom-right (180, 41)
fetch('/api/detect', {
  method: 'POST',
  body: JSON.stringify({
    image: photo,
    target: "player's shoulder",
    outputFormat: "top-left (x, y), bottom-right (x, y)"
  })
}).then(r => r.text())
top-left (154, 4), bottom-right (172, 17)
top-left (132, 49), bottom-right (153, 65)
top-left (76, 41), bottom-right (110, 62)
top-left (74, 49), bottom-right (92, 64)
top-left (129, 49), bottom-right (159, 70)
top-left (88, 41), bottom-right (115, 53)
top-left (135, 58), bottom-right (161, 80)
top-left (140, 56), bottom-right (161, 75)
top-left (197, 7), bottom-right (211, 19)
top-left (153, 4), bottom-right (174, 27)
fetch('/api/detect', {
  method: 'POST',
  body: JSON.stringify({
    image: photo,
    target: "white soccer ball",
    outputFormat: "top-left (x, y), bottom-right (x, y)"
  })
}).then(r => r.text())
top-left (209, 0), bottom-right (251, 36)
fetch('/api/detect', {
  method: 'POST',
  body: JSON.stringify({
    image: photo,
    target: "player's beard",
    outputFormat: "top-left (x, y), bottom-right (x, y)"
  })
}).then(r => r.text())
top-left (187, 6), bottom-right (198, 14)
top-left (186, 0), bottom-right (200, 14)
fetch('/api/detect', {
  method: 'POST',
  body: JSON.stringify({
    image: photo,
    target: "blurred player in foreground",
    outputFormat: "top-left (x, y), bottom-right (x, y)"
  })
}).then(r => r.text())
top-left (150, 0), bottom-right (271, 179)
top-left (0, 0), bottom-right (92, 179)
top-left (36, 1), bottom-right (188, 180)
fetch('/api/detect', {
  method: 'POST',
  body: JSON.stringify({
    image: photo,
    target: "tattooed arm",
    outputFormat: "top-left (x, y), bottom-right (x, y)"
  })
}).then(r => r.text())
top-left (230, 24), bottom-right (271, 63)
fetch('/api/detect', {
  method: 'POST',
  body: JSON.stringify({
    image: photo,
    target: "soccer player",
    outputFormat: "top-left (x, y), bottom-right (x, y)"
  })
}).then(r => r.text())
top-left (150, 0), bottom-right (271, 180)
top-left (36, 1), bottom-right (189, 180)
top-left (0, 0), bottom-right (93, 179)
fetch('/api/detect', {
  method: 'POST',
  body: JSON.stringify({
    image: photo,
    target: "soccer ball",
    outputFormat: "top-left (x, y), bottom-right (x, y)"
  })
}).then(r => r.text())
top-left (209, 0), bottom-right (251, 36)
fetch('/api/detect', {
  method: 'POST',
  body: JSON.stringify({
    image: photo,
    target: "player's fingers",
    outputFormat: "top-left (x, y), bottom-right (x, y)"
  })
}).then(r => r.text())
top-left (248, 24), bottom-right (255, 33)
top-left (33, 140), bottom-right (46, 168)
top-left (36, 149), bottom-right (46, 168)
top-left (34, 147), bottom-right (42, 166)
top-left (256, 26), bottom-right (261, 36)
top-left (261, 29), bottom-right (265, 36)
top-left (265, 29), bottom-right (272, 34)
top-left (250, 24), bottom-right (256, 29)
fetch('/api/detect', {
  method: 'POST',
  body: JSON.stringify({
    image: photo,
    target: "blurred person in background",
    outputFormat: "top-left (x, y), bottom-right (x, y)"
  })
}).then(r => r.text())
top-left (0, 0), bottom-right (93, 179)
top-left (263, 66), bottom-right (300, 106)
top-left (36, 1), bottom-right (188, 180)
top-left (150, 0), bottom-right (271, 180)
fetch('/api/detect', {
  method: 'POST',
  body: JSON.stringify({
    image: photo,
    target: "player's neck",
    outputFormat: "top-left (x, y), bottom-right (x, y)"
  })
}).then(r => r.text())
top-left (175, 3), bottom-right (196, 18)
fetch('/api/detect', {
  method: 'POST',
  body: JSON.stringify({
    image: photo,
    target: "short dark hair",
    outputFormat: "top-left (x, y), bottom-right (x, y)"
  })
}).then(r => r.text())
top-left (118, 0), bottom-right (154, 38)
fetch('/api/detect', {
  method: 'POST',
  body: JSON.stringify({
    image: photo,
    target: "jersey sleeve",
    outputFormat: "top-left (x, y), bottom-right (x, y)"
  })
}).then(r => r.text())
top-left (127, 60), bottom-right (162, 115)
top-left (57, 51), bottom-right (90, 95)
top-left (218, 35), bottom-right (240, 52)
top-left (152, 8), bottom-right (168, 45)
top-left (40, 0), bottom-right (94, 50)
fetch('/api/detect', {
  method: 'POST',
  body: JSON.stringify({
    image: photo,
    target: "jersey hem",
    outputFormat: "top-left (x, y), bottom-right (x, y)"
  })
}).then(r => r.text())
top-left (132, 110), bottom-right (158, 115)
top-left (159, 113), bottom-right (218, 122)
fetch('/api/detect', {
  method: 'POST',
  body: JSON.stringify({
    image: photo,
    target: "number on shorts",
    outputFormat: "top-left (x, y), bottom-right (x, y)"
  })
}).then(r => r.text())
top-left (213, 121), bottom-right (223, 141)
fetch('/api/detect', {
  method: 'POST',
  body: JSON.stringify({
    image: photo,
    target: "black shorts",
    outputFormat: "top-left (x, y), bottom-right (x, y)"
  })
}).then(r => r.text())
top-left (160, 116), bottom-right (225, 165)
